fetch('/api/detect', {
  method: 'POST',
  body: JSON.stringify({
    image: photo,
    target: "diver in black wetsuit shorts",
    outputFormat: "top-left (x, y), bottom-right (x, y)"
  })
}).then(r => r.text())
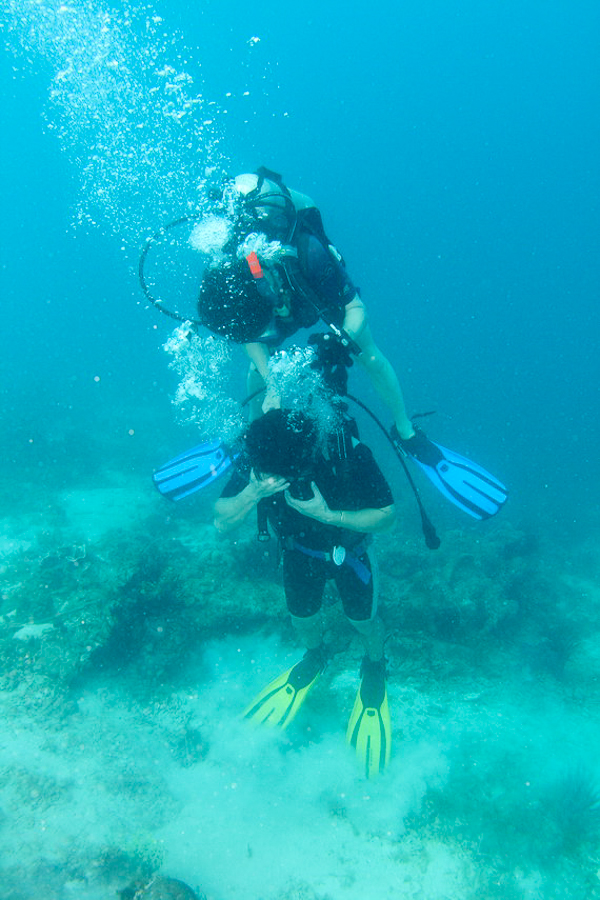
top-left (213, 407), bottom-right (396, 777)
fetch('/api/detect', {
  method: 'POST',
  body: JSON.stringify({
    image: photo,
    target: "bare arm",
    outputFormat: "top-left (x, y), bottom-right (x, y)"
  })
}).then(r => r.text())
top-left (244, 341), bottom-right (271, 382)
top-left (214, 472), bottom-right (289, 535)
top-left (244, 341), bottom-right (282, 412)
top-left (284, 483), bottom-right (396, 533)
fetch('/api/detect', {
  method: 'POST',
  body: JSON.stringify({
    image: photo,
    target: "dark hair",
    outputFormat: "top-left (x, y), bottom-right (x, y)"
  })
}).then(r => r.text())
top-left (243, 409), bottom-right (318, 480)
top-left (197, 260), bottom-right (272, 343)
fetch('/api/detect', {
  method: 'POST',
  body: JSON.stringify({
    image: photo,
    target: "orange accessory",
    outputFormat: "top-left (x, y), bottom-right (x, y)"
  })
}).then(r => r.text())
top-left (246, 251), bottom-right (264, 279)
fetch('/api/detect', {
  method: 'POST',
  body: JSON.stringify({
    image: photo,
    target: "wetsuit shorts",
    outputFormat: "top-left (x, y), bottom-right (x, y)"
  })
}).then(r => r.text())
top-left (283, 546), bottom-right (378, 623)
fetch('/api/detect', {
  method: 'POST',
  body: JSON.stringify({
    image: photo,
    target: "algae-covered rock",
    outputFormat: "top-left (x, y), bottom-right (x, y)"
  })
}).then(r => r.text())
top-left (377, 522), bottom-right (541, 644)
top-left (120, 876), bottom-right (204, 899)
top-left (0, 510), bottom-right (290, 700)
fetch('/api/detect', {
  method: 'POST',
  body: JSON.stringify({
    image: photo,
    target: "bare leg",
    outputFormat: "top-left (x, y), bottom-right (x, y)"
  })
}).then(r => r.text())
top-left (348, 613), bottom-right (386, 662)
top-left (290, 612), bottom-right (323, 650)
top-left (354, 324), bottom-right (415, 439)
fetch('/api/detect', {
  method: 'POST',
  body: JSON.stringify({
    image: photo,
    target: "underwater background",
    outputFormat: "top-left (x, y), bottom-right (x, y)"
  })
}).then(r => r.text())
top-left (1, 1), bottom-right (599, 898)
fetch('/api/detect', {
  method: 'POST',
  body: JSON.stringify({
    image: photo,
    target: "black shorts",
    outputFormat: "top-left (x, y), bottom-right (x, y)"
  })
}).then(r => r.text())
top-left (282, 547), bottom-right (378, 623)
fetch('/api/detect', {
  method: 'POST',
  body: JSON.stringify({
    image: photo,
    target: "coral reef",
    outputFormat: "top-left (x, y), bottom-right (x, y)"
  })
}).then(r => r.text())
top-left (0, 502), bottom-right (285, 704)
top-left (540, 766), bottom-right (600, 854)
top-left (2, 471), bottom-right (600, 900)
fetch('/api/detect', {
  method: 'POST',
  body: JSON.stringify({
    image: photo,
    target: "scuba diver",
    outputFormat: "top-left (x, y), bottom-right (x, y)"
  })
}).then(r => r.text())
top-left (197, 166), bottom-right (416, 442)
top-left (146, 167), bottom-right (507, 525)
top-left (213, 407), bottom-right (395, 779)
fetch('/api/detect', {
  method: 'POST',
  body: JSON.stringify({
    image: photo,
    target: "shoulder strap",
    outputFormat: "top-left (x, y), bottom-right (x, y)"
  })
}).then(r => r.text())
top-left (255, 166), bottom-right (291, 197)
top-left (329, 416), bottom-right (359, 464)
top-left (296, 206), bottom-right (331, 245)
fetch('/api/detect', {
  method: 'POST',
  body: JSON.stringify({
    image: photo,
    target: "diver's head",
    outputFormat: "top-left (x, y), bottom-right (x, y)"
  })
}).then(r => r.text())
top-left (243, 409), bottom-right (318, 487)
top-left (222, 168), bottom-right (297, 242)
top-left (197, 259), bottom-right (273, 343)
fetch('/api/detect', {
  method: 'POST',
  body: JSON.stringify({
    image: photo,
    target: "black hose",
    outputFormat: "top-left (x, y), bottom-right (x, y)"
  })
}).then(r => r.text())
top-left (138, 215), bottom-right (204, 325)
top-left (346, 393), bottom-right (441, 550)
top-left (140, 223), bottom-right (440, 548)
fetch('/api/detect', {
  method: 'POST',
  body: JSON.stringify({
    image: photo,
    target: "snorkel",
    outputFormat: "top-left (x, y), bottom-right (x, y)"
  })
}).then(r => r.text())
top-left (243, 247), bottom-right (295, 311)
top-left (243, 243), bottom-right (361, 356)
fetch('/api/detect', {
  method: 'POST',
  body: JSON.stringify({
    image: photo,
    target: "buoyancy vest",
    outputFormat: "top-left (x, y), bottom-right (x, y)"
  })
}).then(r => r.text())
top-left (250, 194), bottom-right (355, 343)
top-left (256, 414), bottom-right (362, 546)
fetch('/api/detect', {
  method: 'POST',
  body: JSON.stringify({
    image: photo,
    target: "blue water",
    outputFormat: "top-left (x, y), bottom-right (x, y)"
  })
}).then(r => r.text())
top-left (1, 1), bottom-right (600, 897)
top-left (2, 0), bottom-right (598, 527)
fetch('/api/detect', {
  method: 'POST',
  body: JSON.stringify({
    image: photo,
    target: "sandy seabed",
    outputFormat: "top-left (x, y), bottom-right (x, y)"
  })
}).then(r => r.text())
top-left (2, 475), bottom-right (600, 900)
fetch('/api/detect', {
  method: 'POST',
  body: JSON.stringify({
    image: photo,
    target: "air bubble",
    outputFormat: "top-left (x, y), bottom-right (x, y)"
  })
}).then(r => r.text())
top-left (3, 0), bottom-right (230, 246)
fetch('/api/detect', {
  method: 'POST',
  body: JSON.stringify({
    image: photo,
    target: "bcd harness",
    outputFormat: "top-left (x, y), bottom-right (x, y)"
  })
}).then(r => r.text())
top-left (255, 415), bottom-right (372, 585)
top-left (242, 169), bottom-right (359, 350)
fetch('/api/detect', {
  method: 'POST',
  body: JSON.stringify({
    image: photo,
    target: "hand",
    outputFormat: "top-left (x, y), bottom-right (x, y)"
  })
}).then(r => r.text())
top-left (249, 470), bottom-right (289, 500)
top-left (284, 482), bottom-right (334, 524)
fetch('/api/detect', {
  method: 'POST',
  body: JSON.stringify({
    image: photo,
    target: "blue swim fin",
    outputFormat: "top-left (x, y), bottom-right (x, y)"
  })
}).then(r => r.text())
top-left (152, 440), bottom-right (236, 501)
top-left (412, 441), bottom-right (508, 519)
top-left (391, 427), bottom-right (508, 520)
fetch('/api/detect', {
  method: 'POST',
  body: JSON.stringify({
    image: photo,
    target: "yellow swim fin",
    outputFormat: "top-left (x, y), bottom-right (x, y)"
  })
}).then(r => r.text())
top-left (346, 656), bottom-right (391, 778)
top-left (243, 646), bottom-right (326, 729)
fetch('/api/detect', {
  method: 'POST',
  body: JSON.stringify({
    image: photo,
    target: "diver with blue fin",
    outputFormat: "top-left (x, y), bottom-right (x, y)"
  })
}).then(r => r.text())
top-left (213, 407), bottom-right (394, 779)
top-left (143, 166), bottom-right (508, 529)
top-left (197, 166), bottom-right (417, 433)
top-left (152, 439), bottom-right (236, 502)
top-left (152, 329), bottom-right (507, 546)
top-left (390, 425), bottom-right (507, 521)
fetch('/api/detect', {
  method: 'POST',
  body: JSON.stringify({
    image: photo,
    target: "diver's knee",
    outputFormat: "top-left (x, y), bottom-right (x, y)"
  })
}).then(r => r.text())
top-left (358, 346), bottom-right (386, 374)
top-left (347, 615), bottom-right (376, 636)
